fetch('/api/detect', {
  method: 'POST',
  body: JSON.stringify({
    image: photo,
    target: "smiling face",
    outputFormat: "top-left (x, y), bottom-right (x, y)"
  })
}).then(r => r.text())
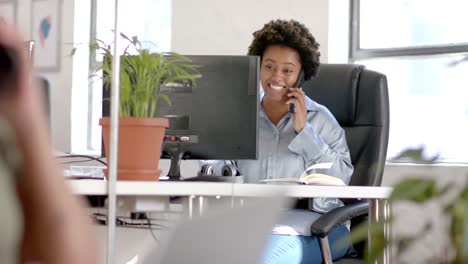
top-left (260, 45), bottom-right (302, 102)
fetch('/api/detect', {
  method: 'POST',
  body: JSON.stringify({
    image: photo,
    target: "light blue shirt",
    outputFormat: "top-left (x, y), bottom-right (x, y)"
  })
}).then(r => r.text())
top-left (239, 94), bottom-right (352, 182)
top-left (205, 93), bottom-right (353, 213)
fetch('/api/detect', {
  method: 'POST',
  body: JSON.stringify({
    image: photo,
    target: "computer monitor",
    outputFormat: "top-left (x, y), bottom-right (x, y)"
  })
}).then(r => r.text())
top-left (102, 55), bottom-right (260, 180)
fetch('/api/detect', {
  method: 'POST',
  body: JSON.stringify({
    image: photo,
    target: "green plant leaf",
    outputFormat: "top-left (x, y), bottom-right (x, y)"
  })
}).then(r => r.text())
top-left (89, 42), bottom-right (100, 51)
top-left (165, 52), bottom-right (193, 62)
top-left (462, 197), bottom-right (468, 263)
top-left (390, 147), bottom-right (439, 163)
top-left (95, 38), bottom-right (107, 47)
top-left (449, 187), bottom-right (468, 263)
top-left (158, 93), bottom-right (172, 107)
top-left (390, 178), bottom-right (440, 203)
top-left (132, 36), bottom-right (139, 46)
top-left (119, 32), bottom-right (132, 43)
top-left (350, 147), bottom-right (467, 263)
top-left (70, 47), bottom-right (78, 56)
top-left (349, 220), bottom-right (387, 263)
top-left (82, 31), bottom-right (201, 118)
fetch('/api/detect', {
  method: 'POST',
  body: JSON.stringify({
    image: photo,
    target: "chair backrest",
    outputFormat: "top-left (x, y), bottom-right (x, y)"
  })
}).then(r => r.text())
top-left (303, 64), bottom-right (389, 186)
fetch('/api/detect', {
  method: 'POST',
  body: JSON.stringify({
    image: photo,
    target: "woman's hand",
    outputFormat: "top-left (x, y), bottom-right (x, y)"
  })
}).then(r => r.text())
top-left (286, 87), bottom-right (307, 133)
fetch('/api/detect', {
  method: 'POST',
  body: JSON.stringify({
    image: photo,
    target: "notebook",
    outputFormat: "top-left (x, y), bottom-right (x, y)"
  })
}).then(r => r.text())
top-left (143, 195), bottom-right (291, 264)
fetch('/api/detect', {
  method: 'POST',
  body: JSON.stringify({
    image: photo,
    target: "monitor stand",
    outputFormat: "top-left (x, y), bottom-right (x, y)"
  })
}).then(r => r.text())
top-left (163, 144), bottom-right (242, 183)
top-left (164, 144), bottom-right (185, 181)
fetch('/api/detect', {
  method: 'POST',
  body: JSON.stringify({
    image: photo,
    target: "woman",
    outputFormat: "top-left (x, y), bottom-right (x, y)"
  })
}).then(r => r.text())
top-left (202, 19), bottom-right (353, 263)
top-left (244, 19), bottom-right (354, 263)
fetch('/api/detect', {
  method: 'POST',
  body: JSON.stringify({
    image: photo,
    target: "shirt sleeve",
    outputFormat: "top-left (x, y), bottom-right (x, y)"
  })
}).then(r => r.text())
top-left (287, 108), bottom-right (354, 213)
top-left (287, 114), bottom-right (354, 185)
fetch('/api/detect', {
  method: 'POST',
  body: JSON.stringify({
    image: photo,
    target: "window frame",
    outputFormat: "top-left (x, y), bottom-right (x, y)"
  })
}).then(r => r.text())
top-left (86, 0), bottom-right (99, 151)
top-left (349, 0), bottom-right (468, 61)
top-left (349, 0), bottom-right (468, 164)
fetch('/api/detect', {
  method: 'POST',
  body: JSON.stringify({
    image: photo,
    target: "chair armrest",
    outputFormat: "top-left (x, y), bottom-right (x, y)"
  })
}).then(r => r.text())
top-left (310, 200), bottom-right (369, 238)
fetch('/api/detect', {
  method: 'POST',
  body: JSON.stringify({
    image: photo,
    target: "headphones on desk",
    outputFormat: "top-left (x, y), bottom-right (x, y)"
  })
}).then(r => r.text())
top-left (200, 164), bottom-right (215, 176)
top-left (200, 160), bottom-right (240, 176)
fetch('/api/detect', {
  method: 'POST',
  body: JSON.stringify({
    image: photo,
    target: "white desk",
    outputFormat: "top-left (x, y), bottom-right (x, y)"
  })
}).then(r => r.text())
top-left (70, 179), bottom-right (391, 198)
top-left (70, 180), bottom-right (392, 264)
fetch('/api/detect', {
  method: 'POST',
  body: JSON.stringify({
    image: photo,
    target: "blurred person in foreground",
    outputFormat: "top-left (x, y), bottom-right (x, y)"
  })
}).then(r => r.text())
top-left (0, 23), bottom-right (98, 263)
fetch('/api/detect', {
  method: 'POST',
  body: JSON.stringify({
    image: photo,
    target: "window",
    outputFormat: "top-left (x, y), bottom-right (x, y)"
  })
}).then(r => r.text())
top-left (350, 0), bottom-right (468, 163)
top-left (87, 0), bottom-right (171, 152)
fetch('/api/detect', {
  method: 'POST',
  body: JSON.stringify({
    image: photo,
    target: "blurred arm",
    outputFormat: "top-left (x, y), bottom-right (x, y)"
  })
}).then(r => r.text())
top-left (0, 23), bottom-right (98, 264)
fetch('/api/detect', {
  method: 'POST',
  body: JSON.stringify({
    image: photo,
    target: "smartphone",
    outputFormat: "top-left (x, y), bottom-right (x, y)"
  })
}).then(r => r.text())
top-left (290, 69), bottom-right (305, 113)
top-left (0, 46), bottom-right (17, 90)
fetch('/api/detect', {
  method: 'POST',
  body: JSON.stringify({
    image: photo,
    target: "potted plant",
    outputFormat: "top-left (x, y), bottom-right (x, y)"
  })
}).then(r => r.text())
top-left (350, 148), bottom-right (468, 263)
top-left (90, 33), bottom-right (201, 181)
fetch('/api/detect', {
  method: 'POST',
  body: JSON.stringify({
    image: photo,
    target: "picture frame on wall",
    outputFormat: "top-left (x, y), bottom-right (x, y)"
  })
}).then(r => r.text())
top-left (31, 0), bottom-right (62, 72)
top-left (0, 0), bottom-right (17, 25)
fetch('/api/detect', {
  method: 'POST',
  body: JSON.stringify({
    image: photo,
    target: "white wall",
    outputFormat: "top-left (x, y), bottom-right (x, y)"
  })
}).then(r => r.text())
top-left (172, 0), bottom-right (330, 62)
top-left (12, 0), bottom-right (338, 154)
top-left (328, 0), bottom-right (350, 63)
top-left (169, 0), bottom-right (331, 176)
top-left (14, 0), bottom-right (75, 152)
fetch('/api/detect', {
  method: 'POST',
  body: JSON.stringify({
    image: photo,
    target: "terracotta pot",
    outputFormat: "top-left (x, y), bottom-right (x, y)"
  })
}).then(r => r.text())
top-left (99, 117), bottom-right (169, 181)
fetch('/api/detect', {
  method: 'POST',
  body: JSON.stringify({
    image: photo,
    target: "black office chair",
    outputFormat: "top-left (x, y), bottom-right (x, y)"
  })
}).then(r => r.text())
top-left (302, 63), bottom-right (389, 263)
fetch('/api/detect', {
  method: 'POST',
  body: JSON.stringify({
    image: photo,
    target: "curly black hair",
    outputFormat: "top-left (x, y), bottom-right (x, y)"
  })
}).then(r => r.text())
top-left (247, 19), bottom-right (320, 80)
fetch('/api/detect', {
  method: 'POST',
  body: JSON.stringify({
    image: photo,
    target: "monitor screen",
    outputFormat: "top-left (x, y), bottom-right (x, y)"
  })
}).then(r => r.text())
top-left (102, 55), bottom-right (260, 179)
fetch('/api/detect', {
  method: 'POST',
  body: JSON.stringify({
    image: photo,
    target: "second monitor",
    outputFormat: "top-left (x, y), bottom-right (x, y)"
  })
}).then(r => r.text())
top-left (157, 55), bottom-right (260, 179)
